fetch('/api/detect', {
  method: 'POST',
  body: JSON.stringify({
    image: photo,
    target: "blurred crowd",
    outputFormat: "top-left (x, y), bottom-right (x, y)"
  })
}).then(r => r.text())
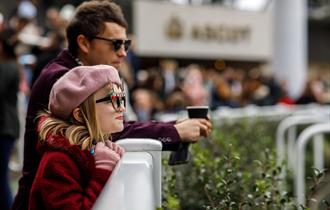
top-left (1, 0), bottom-right (330, 123)
top-left (128, 60), bottom-right (330, 121)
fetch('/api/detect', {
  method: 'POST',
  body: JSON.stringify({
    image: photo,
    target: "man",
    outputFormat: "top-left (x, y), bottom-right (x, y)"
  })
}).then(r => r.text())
top-left (12, 1), bottom-right (212, 209)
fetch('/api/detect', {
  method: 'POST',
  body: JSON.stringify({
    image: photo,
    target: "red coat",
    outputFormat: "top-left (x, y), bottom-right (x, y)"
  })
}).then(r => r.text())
top-left (28, 135), bottom-right (111, 210)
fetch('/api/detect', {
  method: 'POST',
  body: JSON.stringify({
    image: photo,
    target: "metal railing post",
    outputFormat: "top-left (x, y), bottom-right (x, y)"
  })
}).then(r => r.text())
top-left (295, 123), bottom-right (330, 206)
top-left (276, 115), bottom-right (329, 177)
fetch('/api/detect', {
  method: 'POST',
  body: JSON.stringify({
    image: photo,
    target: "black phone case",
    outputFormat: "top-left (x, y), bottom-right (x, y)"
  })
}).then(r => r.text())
top-left (168, 143), bottom-right (190, 165)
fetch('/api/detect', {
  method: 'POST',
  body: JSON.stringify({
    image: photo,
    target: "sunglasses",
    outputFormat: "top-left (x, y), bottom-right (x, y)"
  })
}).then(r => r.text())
top-left (93, 36), bottom-right (131, 52)
top-left (96, 92), bottom-right (126, 112)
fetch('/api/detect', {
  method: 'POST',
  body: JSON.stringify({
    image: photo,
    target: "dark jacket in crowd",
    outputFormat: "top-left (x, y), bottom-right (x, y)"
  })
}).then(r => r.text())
top-left (0, 61), bottom-right (20, 139)
top-left (12, 49), bottom-right (181, 210)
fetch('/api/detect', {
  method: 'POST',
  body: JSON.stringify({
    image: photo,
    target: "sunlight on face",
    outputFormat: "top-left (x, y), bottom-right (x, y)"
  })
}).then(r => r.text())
top-left (87, 22), bottom-right (128, 69)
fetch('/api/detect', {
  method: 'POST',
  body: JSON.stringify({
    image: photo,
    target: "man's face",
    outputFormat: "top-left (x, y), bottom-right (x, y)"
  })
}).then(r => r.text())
top-left (85, 22), bottom-right (128, 69)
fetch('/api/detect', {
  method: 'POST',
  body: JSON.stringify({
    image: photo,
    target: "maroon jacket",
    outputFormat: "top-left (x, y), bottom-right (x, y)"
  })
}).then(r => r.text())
top-left (29, 135), bottom-right (110, 210)
top-left (12, 49), bottom-right (181, 210)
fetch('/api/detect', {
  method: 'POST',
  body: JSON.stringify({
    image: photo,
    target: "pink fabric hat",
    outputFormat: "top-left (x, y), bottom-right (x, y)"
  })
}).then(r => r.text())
top-left (49, 65), bottom-right (121, 120)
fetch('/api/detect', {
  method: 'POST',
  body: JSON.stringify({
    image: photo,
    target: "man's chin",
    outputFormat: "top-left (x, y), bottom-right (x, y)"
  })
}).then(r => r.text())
top-left (111, 63), bottom-right (121, 69)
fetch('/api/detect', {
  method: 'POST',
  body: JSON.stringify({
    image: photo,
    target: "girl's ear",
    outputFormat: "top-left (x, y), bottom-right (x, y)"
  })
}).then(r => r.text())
top-left (72, 108), bottom-right (84, 123)
top-left (77, 34), bottom-right (90, 54)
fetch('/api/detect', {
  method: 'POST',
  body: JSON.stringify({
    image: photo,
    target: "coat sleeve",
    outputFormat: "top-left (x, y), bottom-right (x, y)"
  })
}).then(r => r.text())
top-left (37, 152), bottom-right (110, 210)
top-left (112, 120), bottom-right (181, 151)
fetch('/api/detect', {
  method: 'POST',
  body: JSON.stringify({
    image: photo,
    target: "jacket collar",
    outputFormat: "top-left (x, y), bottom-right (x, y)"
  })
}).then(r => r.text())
top-left (54, 49), bottom-right (80, 70)
top-left (37, 134), bottom-right (95, 179)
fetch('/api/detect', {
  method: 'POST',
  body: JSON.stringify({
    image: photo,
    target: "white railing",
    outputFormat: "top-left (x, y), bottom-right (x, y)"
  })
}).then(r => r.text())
top-left (276, 114), bottom-right (329, 174)
top-left (294, 123), bottom-right (330, 206)
top-left (93, 138), bottom-right (162, 210)
top-left (156, 104), bottom-right (330, 124)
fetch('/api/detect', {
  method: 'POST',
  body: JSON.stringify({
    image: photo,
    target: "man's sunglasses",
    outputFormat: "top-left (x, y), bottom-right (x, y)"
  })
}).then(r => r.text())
top-left (96, 92), bottom-right (126, 112)
top-left (93, 36), bottom-right (131, 52)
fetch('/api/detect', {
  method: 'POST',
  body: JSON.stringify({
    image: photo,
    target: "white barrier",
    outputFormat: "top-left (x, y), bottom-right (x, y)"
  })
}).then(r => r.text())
top-left (156, 104), bottom-right (330, 124)
top-left (275, 114), bottom-right (329, 174)
top-left (93, 138), bottom-right (162, 210)
top-left (295, 123), bottom-right (330, 206)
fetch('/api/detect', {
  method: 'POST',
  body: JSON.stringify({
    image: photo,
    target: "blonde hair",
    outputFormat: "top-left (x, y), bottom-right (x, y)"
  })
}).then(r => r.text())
top-left (38, 92), bottom-right (111, 150)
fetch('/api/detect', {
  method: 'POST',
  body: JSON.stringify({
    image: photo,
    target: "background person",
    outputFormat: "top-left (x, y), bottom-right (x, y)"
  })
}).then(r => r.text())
top-left (0, 33), bottom-right (20, 210)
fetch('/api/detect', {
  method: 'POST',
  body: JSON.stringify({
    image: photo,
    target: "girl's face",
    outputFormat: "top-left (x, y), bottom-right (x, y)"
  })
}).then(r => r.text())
top-left (94, 83), bottom-right (125, 134)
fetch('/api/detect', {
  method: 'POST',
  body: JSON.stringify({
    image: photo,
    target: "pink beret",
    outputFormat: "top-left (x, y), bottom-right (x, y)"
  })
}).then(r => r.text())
top-left (49, 65), bottom-right (121, 120)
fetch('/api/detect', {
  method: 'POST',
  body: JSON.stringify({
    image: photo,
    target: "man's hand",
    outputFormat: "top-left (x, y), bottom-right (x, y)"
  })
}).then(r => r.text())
top-left (174, 118), bottom-right (212, 143)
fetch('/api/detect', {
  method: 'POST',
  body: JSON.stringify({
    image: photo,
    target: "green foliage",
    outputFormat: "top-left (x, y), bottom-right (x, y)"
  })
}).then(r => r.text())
top-left (305, 168), bottom-right (330, 210)
top-left (162, 118), bottom-right (329, 210)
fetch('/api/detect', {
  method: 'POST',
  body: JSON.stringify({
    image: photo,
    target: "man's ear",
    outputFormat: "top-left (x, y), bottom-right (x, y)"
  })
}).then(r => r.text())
top-left (72, 108), bottom-right (84, 123)
top-left (77, 35), bottom-right (90, 54)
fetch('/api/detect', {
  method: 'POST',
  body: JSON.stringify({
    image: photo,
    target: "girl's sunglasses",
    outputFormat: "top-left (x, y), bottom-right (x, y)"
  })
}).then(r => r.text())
top-left (92, 36), bottom-right (131, 52)
top-left (96, 92), bottom-right (126, 112)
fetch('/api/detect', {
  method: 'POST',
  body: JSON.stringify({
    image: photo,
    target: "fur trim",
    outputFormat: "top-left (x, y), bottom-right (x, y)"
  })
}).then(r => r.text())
top-left (37, 135), bottom-right (95, 184)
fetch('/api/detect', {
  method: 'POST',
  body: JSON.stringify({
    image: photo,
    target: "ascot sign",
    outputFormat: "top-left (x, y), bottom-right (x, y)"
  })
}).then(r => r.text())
top-left (165, 16), bottom-right (251, 43)
top-left (134, 1), bottom-right (272, 61)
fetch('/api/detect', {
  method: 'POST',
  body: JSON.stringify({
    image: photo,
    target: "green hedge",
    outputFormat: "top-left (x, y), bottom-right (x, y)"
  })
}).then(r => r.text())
top-left (162, 119), bottom-right (330, 210)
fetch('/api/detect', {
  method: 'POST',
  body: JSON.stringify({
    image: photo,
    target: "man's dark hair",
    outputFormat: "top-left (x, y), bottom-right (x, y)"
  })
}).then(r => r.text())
top-left (66, 0), bottom-right (128, 56)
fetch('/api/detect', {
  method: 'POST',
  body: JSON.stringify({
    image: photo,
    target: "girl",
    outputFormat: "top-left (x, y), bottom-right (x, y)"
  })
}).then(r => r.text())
top-left (29, 65), bottom-right (126, 210)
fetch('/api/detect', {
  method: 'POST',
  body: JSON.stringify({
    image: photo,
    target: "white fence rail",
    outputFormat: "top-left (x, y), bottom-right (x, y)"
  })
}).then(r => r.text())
top-left (93, 138), bottom-right (162, 210)
top-left (156, 104), bottom-right (330, 124)
top-left (276, 114), bottom-right (329, 174)
top-left (295, 123), bottom-right (330, 206)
